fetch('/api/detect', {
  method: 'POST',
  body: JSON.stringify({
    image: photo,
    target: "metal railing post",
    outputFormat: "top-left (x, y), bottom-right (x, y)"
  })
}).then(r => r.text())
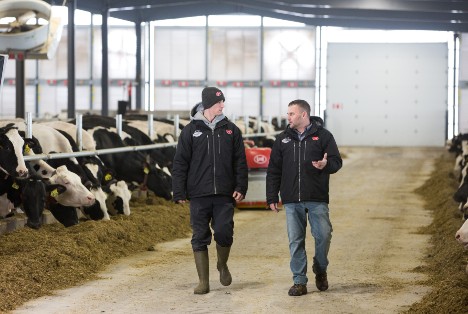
top-left (116, 114), bottom-right (122, 137)
top-left (25, 112), bottom-right (33, 138)
top-left (174, 114), bottom-right (180, 140)
top-left (148, 113), bottom-right (154, 139)
top-left (244, 115), bottom-right (249, 135)
top-left (76, 114), bottom-right (83, 151)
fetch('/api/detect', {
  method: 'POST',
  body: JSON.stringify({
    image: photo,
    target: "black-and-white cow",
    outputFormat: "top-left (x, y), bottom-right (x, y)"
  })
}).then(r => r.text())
top-left (453, 162), bottom-right (468, 220)
top-left (448, 133), bottom-right (468, 219)
top-left (125, 118), bottom-right (176, 174)
top-left (0, 120), bottom-right (96, 227)
top-left (41, 120), bottom-right (132, 216)
top-left (78, 115), bottom-right (172, 200)
top-left (5, 172), bottom-right (67, 229)
top-left (0, 170), bottom-right (66, 229)
top-left (234, 117), bottom-right (277, 148)
top-left (28, 123), bottom-right (109, 221)
top-left (0, 124), bottom-right (53, 228)
top-left (455, 218), bottom-right (468, 249)
top-left (0, 124), bottom-right (33, 178)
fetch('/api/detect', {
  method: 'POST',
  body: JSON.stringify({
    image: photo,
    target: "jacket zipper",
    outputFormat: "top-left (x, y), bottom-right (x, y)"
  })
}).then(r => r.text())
top-left (298, 141), bottom-right (301, 201)
top-left (212, 130), bottom-right (217, 194)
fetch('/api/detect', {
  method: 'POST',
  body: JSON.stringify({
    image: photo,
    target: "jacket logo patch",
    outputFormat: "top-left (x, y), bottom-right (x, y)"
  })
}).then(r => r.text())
top-left (282, 137), bottom-right (291, 143)
top-left (226, 130), bottom-right (233, 135)
top-left (193, 130), bottom-right (203, 137)
top-left (312, 136), bottom-right (319, 140)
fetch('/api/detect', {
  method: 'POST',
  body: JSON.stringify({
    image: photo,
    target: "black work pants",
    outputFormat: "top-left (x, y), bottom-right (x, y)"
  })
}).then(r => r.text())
top-left (190, 195), bottom-right (234, 252)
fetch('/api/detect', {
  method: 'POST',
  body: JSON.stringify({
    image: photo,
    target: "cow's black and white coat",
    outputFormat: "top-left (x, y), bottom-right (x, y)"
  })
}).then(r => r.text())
top-left (77, 115), bottom-right (172, 200)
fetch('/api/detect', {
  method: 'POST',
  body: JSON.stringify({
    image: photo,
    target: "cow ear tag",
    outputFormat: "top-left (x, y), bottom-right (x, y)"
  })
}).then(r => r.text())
top-left (144, 167), bottom-right (149, 174)
top-left (24, 144), bottom-right (31, 154)
top-left (12, 182), bottom-right (19, 190)
top-left (104, 173), bottom-right (113, 181)
top-left (50, 189), bottom-right (59, 198)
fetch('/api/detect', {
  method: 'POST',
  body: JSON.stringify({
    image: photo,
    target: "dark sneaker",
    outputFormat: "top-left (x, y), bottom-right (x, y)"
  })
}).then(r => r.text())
top-left (288, 284), bottom-right (307, 296)
top-left (315, 272), bottom-right (328, 291)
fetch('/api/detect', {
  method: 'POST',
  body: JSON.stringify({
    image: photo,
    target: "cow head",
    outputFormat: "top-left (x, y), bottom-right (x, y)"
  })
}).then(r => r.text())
top-left (48, 202), bottom-right (79, 228)
top-left (16, 178), bottom-right (66, 229)
top-left (81, 200), bottom-right (105, 220)
top-left (455, 218), bottom-right (468, 249)
top-left (48, 165), bottom-right (96, 207)
top-left (106, 180), bottom-right (131, 215)
top-left (146, 167), bottom-right (172, 200)
top-left (453, 164), bottom-right (468, 204)
top-left (0, 126), bottom-right (34, 178)
top-left (81, 187), bottom-right (110, 221)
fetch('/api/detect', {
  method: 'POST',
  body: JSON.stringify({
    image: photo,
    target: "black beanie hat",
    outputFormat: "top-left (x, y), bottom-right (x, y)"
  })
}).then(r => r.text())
top-left (202, 87), bottom-right (225, 109)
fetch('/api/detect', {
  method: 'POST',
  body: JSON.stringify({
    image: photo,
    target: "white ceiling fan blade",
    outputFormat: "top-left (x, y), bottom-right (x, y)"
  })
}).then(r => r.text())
top-left (10, 10), bottom-right (37, 28)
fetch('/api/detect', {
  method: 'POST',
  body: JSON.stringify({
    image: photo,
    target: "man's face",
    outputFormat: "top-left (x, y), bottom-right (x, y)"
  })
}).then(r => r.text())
top-left (206, 100), bottom-right (225, 115)
top-left (287, 104), bottom-right (306, 130)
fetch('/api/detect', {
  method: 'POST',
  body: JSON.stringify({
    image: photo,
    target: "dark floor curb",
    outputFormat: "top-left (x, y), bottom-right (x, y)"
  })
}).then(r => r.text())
top-left (0, 210), bottom-right (58, 235)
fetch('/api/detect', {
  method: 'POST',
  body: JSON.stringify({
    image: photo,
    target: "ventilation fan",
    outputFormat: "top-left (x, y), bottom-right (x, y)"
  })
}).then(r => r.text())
top-left (3, 10), bottom-right (37, 33)
top-left (0, 0), bottom-right (53, 52)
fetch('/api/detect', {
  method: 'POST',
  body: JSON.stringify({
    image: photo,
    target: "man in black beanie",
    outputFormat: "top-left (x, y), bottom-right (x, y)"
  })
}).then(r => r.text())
top-left (202, 86), bottom-right (225, 110)
top-left (172, 86), bottom-right (248, 294)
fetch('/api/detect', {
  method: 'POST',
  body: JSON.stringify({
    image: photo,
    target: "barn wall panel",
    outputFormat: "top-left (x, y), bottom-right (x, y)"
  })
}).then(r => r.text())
top-left (154, 86), bottom-right (201, 112)
top-left (154, 28), bottom-right (206, 79)
top-left (459, 90), bottom-right (468, 134)
top-left (209, 28), bottom-right (260, 81)
top-left (262, 87), bottom-right (315, 118)
top-left (221, 87), bottom-right (260, 118)
top-left (459, 33), bottom-right (468, 134)
top-left (326, 43), bottom-right (447, 147)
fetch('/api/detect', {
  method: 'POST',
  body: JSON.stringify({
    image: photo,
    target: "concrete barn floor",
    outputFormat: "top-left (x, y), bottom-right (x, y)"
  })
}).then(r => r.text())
top-left (13, 147), bottom-right (441, 314)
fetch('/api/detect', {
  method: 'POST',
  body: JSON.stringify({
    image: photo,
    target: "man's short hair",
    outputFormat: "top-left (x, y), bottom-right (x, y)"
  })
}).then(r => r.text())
top-left (288, 99), bottom-right (310, 116)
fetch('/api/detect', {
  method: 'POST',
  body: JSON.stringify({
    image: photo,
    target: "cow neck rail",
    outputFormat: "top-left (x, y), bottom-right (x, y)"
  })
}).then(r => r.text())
top-left (22, 131), bottom-right (282, 162)
top-left (23, 142), bottom-right (177, 162)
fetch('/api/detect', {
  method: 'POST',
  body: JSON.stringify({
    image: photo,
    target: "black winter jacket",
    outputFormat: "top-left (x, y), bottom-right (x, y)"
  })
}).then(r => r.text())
top-left (172, 109), bottom-right (248, 201)
top-left (266, 117), bottom-right (342, 205)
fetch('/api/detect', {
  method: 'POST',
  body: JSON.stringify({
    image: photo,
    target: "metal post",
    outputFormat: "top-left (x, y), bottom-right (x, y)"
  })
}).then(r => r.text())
top-left (453, 33), bottom-right (459, 138)
top-left (136, 20), bottom-right (142, 110)
top-left (89, 12), bottom-right (94, 110)
top-left (116, 114), bottom-right (122, 137)
top-left (67, 0), bottom-right (76, 119)
top-left (76, 114), bottom-right (83, 151)
top-left (174, 114), bottom-right (180, 139)
top-left (101, 6), bottom-right (109, 116)
top-left (25, 112), bottom-right (33, 138)
top-left (148, 113), bottom-right (154, 139)
top-left (15, 56), bottom-right (25, 118)
top-left (259, 17), bottom-right (264, 117)
top-left (244, 115), bottom-right (249, 134)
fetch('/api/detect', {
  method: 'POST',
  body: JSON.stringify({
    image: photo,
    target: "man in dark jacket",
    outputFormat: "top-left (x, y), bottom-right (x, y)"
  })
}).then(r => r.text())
top-left (172, 87), bottom-right (248, 294)
top-left (266, 99), bottom-right (342, 296)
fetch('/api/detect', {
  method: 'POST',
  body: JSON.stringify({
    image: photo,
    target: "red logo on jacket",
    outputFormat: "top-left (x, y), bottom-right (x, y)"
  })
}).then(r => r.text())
top-left (226, 130), bottom-right (233, 135)
top-left (312, 136), bottom-right (319, 140)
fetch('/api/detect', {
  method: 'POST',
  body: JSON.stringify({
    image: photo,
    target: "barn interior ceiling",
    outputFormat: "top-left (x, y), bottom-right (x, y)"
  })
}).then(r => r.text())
top-left (43, 0), bottom-right (468, 32)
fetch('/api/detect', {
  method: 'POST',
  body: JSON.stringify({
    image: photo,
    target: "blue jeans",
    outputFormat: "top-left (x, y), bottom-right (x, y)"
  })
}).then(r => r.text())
top-left (284, 202), bottom-right (333, 285)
